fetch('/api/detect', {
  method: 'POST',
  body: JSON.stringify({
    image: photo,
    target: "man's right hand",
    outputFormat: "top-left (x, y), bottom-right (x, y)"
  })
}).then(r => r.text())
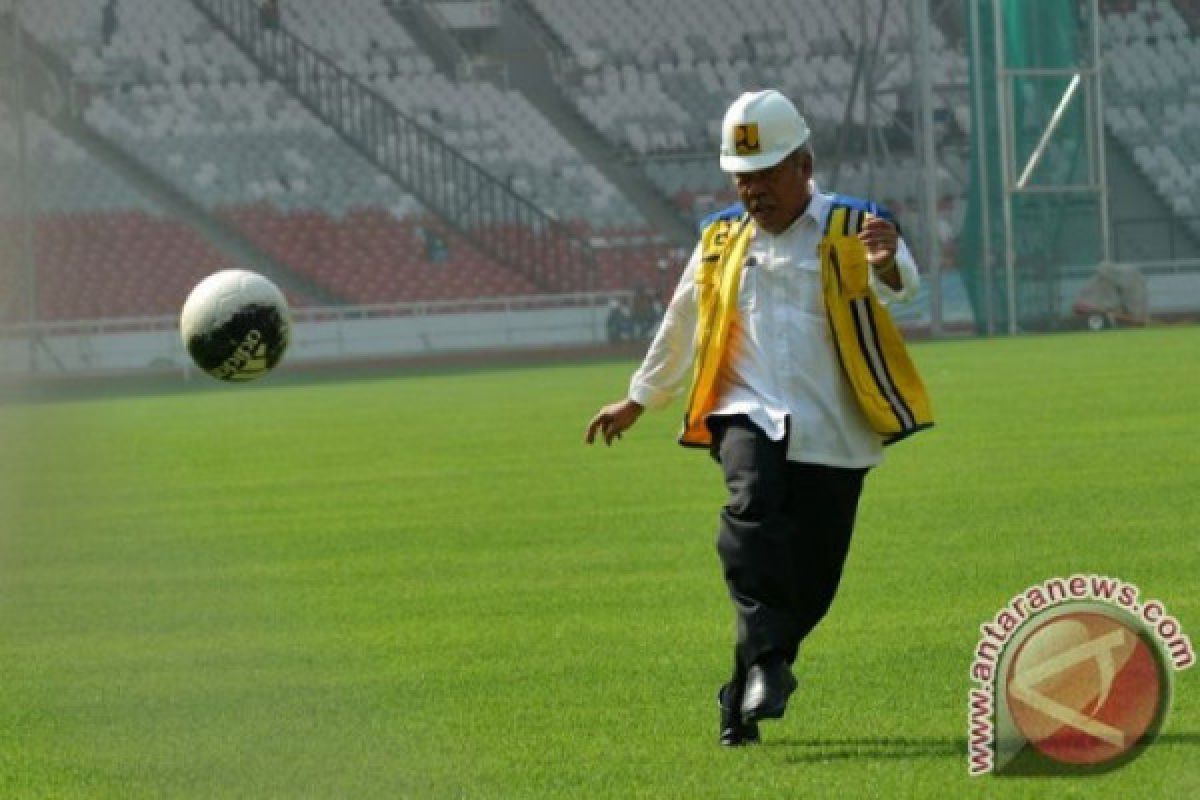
top-left (584, 398), bottom-right (645, 446)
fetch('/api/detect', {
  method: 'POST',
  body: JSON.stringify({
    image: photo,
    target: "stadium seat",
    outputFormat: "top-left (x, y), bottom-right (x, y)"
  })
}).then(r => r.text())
top-left (1102, 0), bottom-right (1200, 234)
top-left (0, 209), bottom-right (243, 321)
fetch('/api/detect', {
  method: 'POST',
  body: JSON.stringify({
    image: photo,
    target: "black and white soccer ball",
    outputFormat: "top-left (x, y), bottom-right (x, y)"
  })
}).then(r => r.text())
top-left (180, 269), bottom-right (291, 382)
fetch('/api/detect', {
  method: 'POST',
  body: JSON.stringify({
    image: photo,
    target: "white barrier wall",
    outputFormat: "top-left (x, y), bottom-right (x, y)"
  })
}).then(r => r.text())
top-left (0, 302), bottom-right (615, 376)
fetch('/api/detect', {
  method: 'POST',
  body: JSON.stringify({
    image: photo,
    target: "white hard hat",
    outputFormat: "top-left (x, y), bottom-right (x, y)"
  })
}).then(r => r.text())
top-left (719, 89), bottom-right (810, 173)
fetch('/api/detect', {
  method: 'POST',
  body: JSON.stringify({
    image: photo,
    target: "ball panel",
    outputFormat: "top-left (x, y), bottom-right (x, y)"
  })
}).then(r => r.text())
top-left (186, 303), bottom-right (290, 381)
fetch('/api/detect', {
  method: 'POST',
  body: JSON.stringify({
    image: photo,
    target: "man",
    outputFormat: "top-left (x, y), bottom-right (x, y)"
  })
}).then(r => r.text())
top-left (605, 298), bottom-right (632, 343)
top-left (584, 90), bottom-right (932, 746)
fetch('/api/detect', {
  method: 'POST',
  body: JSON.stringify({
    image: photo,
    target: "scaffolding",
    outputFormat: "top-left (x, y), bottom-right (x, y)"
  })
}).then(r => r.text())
top-left (963, 0), bottom-right (1111, 334)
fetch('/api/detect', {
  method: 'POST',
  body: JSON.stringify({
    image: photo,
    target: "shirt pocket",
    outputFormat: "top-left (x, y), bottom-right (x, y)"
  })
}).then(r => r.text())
top-left (789, 259), bottom-right (825, 318)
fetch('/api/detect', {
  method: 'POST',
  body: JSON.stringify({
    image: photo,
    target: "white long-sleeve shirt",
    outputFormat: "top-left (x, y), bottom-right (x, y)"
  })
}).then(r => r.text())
top-left (628, 186), bottom-right (920, 468)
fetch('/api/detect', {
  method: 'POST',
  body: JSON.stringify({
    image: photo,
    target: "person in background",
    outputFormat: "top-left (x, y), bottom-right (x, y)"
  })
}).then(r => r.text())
top-left (259, 0), bottom-right (280, 31)
top-left (101, 0), bottom-right (119, 47)
top-left (606, 299), bottom-right (633, 344)
top-left (630, 285), bottom-right (657, 340)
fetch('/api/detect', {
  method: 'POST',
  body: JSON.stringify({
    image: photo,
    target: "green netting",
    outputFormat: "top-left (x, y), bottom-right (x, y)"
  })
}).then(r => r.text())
top-left (961, 0), bottom-right (1103, 332)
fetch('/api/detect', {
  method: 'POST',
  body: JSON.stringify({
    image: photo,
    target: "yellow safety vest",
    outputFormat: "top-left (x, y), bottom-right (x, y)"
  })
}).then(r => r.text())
top-left (679, 203), bottom-right (934, 448)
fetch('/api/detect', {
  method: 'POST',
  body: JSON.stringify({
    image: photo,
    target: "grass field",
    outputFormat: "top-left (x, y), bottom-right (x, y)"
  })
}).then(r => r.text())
top-left (1, 327), bottom-right (1198, 798)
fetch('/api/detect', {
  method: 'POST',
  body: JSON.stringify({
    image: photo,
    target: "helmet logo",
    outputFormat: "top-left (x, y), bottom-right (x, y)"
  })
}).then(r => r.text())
top-left (733, 123), bottom-right (761, 155)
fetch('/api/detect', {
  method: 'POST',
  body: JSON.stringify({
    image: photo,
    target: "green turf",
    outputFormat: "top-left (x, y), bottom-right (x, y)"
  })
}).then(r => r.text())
top-left (1, 328), bottom-right (1197, 798)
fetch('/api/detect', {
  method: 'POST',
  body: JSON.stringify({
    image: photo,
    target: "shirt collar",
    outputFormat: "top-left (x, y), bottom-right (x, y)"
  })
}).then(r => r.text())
top-left (765, 180), bottom-right (828, 237)
top-left (804, 181), bottom-right (831, 226)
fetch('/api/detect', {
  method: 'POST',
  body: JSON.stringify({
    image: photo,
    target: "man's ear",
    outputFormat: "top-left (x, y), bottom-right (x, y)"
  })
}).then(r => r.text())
top-left (797, 152), bottom-right (813, 178)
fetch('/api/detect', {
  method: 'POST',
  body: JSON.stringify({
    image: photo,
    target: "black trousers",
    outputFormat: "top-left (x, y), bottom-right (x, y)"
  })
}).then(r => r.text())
top-left (709, 415), bottom-right (867, 693)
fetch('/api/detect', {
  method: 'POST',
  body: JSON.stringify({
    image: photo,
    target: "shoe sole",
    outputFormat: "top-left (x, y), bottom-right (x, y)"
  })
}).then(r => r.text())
top-left (720, 736), bottom-right (762, 747)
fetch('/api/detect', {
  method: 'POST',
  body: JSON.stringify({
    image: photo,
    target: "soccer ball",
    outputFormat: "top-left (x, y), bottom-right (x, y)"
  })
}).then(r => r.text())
top-left (180, 269), bottom-right (291, 381)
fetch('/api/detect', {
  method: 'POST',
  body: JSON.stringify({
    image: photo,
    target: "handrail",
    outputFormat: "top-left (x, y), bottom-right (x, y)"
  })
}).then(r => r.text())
top-left (189, 0), bottom-right (596, 294)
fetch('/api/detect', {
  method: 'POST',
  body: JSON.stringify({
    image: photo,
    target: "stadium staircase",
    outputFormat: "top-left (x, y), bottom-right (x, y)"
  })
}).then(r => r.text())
top-left (488, 2), bottom-right (695, 246)
top-left (380, 0), bottom-right (693, 246)
top-left (381, 0), bottom-right (470, 80)
top-left (1106, 134), bottom-right (1200, 261)
top-left (189, 0), bottom-right (596, 294)
top-left (1, 12), bottom-right (343, 307)
top-left (1100, 0), bottom-right (1200, 256)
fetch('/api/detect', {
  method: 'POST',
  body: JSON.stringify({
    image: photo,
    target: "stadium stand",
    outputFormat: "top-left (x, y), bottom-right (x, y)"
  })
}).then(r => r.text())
top-left (20, 0), bottom-right (1177, 327)
top-left (519, 0), bottom-right (970, 247)
top-left (275, 0), bottom-right (435, 81)
top-left (1101, 0), bottom-right (1200, 223)
top-left (11, 211), bottom-right (242, 321)
top-left (275, 0), bottom-right (644, 230)
top-left (521, 0), bottom-right (966, 148)
top-left (0, 105), bottom-right (155, 216)
top-left (0, 104), bottom-right (246, 321)
top-left (12, 0), bottom-right (676, 319)
top-left (1176, 0), bottom-right (1200, 31)
top-left (19, 0), bottom-right (408, 216)
top-left (223, 206), bottom-right (539, 304)
top-left (13, 0), bottom-right (558, 314)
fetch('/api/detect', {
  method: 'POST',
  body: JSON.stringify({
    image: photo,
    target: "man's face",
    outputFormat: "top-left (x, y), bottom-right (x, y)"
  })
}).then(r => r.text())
top-left (733, 153), bottom-right (812, 234)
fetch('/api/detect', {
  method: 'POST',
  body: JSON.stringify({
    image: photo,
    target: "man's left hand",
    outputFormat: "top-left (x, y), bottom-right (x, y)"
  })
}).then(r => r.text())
top-left (859, 216), bottom-right (898, 267)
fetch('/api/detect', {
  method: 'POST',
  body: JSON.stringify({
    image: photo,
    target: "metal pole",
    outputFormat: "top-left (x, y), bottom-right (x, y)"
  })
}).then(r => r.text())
top-left (863, 0), bottom-right (873, 198)
top-left (865, 0), bottom-right (889, 204)
top-left (1015, 73), bottom-right (1081, 189)
top-left (990, 0), bottom-right (1019, 334)
top-left (11, 0), bottom-right (40, 370)
top-left (968, 0), bottom-right (995, 335)
top-left (1090, 0), bottom-right (1113, 265)
top-left (914, 0), bottom-right (942, 334)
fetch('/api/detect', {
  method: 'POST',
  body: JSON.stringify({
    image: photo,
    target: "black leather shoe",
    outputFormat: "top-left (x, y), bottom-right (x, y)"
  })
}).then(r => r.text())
top-left (740, 660), bottom-right (797, 724)
top-left (718, 685), bottom-right (760, 746)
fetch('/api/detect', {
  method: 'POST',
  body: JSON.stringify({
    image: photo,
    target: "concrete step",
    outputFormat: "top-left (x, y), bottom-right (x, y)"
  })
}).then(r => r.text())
top-left (489, 3), bottom-right (695, 247)
top-left (382, 0), bottom-right (466, 80)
